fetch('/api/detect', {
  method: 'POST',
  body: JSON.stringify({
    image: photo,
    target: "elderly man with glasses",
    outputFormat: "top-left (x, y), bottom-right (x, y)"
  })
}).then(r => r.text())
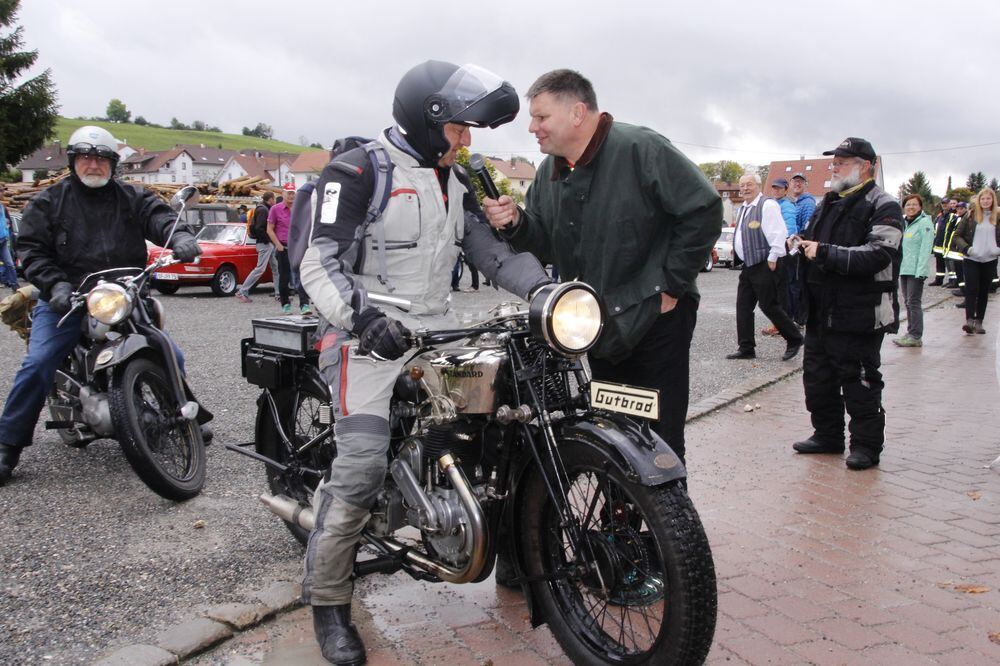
top-left (0, 126), bottom-right (203, 486)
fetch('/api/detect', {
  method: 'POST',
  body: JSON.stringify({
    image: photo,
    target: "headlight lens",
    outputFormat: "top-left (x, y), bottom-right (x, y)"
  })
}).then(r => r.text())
top-left (86, 283), bottom-right (133, 325)
top-left (529, 282), bottom-right (603, 355)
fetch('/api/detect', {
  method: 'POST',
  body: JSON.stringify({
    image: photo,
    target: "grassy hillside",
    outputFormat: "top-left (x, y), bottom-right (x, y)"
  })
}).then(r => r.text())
top-left (54, 117), bottom-right (308, 154)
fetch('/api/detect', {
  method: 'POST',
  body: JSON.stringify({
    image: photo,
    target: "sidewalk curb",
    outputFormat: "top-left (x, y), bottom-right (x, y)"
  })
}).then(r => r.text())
top-left (91, 291), bottom-right (958, 665)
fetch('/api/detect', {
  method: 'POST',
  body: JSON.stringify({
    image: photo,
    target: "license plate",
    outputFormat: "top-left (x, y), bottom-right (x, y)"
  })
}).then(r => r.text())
top-left (153, 272), bottom-right (179, 280)
top-left (590, 380), bottom-right (659, 419)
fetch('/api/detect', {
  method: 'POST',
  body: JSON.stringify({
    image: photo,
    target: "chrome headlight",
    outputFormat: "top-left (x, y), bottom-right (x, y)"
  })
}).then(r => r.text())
top-left (529, 282), bottom-right (604, 356)
top-left (86, 283), bottom-right (133, 325)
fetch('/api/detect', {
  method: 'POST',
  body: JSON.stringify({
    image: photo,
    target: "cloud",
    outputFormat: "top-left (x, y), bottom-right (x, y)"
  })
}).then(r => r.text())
top-left (13, 0), bottom-right (1000, 195)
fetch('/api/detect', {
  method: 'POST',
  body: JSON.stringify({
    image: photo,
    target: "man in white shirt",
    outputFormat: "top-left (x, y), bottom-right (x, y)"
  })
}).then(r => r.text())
top-left (726, 173), bottom-right (804, 361)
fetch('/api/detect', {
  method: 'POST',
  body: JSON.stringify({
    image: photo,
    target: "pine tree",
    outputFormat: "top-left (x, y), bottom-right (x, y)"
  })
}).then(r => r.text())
top-left (0, 0), bottom-right (58, 168)
top-left (901, 171), bottom-right (934, 205)
top-left (967, 171), bottom-right (986, 192)
top-left (989, 177), bottom-right (999, 192)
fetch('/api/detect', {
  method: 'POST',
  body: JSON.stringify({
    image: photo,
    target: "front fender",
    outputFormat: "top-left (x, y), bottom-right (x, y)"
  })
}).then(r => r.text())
top-left (90, 333), bottom-right (154, 375)
top-left (558, 413), bottom-right (686, 486)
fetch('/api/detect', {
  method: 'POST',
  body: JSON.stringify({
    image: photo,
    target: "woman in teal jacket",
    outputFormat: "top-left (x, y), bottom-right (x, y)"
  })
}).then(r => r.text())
top-left (895, 194), bottom-right (935, 346)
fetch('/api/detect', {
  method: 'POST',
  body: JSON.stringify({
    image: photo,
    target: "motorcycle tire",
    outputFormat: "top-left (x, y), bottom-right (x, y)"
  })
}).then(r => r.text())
top-left (519, 440), bottom-right (716, 665)
top-left (256, 367), bottom-right (335, 546)
top-left (108, 357), bottom-right (206, 501)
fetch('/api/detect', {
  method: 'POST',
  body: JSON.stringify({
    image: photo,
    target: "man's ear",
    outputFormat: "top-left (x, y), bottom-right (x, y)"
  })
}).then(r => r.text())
top-left (571, 101), bottom-right (587, 127)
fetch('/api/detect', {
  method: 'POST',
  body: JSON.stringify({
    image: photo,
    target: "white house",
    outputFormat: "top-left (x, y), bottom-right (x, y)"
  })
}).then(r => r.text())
top-left (16, 138), bottom-right (135, 182)
top-left (121, 148), bottom-right (195, 185)
top-left (289, 150), bottom-right (329, 189)
top-left (486, 156), bottom-right (536, 197)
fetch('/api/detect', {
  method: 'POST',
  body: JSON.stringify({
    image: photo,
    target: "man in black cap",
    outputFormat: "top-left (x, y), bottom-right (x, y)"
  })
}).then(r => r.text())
top-left (791, 138), bottom-right (902, 470)
top-left (930, 197), bottom-right (954, 286)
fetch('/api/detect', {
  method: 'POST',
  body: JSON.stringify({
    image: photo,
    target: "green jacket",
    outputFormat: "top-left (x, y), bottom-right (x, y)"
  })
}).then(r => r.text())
top-left (507, 120), bottom-right (722, 361)
top-left (899, 211), bottom-right (934, 277)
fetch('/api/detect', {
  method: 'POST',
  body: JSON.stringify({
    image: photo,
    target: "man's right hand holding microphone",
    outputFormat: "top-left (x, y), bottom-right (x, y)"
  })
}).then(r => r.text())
top-left (482, 195), bottom-right (520, 231)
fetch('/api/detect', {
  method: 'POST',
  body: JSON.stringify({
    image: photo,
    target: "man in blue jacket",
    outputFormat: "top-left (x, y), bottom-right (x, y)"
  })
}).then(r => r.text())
top-left (788, 173), bottom-right (816, 323)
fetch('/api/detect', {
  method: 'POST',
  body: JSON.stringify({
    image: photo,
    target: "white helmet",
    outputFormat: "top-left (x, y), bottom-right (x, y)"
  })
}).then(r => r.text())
top-left (67, 126), bottom-right (119, 165)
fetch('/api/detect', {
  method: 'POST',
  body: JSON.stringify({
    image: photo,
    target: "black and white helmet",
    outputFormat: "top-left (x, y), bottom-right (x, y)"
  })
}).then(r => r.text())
top-left (392, 61), bottom-right (519, 164)
top-left (67, 126), bottom-right (120, 168)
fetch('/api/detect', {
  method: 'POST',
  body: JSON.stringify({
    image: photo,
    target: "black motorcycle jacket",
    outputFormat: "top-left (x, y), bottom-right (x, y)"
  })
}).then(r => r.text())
top-left (17, 175), bottom-right (187, 301)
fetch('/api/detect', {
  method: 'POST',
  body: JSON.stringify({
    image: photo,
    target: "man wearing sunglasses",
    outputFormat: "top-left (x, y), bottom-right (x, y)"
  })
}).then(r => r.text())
top-left (0, 126), bottom-right (203, 486)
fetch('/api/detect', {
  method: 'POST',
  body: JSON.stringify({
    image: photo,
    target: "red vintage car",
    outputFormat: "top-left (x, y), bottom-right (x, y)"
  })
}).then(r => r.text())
top-left (147, 223), bottom-right (272, 296)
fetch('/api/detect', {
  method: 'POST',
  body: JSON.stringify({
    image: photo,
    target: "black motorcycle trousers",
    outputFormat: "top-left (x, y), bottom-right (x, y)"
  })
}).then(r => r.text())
top-left (802, 325), bottom-right (886, 453)
top-left (736, 261), bottom-right (803, 351)
top-left (588, 295), bottom-right (697, 465)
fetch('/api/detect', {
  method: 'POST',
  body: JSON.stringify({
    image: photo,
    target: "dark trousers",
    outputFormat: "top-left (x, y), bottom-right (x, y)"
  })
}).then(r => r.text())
top-left (932, 254), bottom-right (946, 284)
top-left (784, 255), bottom-right (802, 323)
top-left (276, 249), bottom-right (310, 307)
top-left (963, 258), bottom-right (997, 320)
top-left (450, 254), bottom-right (479, 290)
top-left (802, 322), bottom-right (885, 454)
top-left (774, 256), bottom-right (789, 313)
top-left (736, 262), bottom-right (803, 351)
top-left (588, 295), bottom-right (697, 465)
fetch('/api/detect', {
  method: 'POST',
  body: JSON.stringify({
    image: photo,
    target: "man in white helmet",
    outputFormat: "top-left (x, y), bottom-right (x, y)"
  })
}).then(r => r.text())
top-left (0, 126), bottom-right (204, 486)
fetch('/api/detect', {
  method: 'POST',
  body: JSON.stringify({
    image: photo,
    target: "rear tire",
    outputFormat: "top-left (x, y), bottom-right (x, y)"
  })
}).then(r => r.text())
top-left (256, 368), bottom-right (335, 545)
top-left (211, 266), bottom-right (238, 296)
top-left (109, 357), bottom-right (205, 500)
top-left (519, 440), bottom-right (716, 665)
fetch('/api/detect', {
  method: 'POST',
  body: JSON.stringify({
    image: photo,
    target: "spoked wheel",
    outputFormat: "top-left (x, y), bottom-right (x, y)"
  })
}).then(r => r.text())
top-left (109, 357), bottom-right (205, 500)
top-left (520, 441), bottom-right (717, 665)
top-left (257, 367), bottom-right (335, 545)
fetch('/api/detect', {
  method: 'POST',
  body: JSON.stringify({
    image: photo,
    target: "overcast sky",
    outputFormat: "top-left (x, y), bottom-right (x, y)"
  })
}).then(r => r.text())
top-left (14, 0), bottom-right (1000, 197)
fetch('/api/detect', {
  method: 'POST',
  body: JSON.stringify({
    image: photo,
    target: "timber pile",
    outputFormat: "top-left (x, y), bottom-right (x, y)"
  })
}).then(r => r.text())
top-left (2, 173), bottom-right (280, 211)
top-left (1, 170), bottom-right (71, 209)
top-left (217, 175), bottom-right (274, 198)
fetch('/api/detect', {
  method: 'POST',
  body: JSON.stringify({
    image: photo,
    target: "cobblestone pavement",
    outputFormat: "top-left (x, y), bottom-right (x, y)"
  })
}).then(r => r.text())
top-left (197, 295), bottom-right (1000, 664)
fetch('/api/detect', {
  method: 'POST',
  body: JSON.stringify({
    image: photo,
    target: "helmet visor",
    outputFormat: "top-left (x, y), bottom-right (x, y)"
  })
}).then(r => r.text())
top-left (438, 64), bottom-right (519, 129)
top-left (69, 142), bottom-right (118, 160)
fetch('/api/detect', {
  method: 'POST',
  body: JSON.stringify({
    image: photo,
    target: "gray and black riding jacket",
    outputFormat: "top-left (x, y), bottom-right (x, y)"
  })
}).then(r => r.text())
top-left (298, 130), bottom-right (550, 332)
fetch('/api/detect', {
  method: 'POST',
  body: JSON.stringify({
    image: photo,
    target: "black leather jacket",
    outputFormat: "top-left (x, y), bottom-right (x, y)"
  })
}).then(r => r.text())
top-left (17, 175), bottom-right (189, 301)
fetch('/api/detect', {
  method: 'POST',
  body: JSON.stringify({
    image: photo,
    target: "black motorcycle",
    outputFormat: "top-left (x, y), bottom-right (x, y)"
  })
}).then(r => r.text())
top-left (233, 282), bottom-right (717, 664)
top-left (46, 186), bottom-right (210, 501)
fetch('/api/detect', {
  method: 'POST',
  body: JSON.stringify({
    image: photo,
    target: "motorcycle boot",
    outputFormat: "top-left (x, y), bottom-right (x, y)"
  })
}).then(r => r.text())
top-left (0, 443), bottom-right (23, 486)
top-left (313, 603), bottom-right (366, 665)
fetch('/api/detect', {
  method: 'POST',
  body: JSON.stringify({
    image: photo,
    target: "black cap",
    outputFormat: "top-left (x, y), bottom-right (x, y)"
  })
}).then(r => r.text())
top-left (956, 200), bottom-right (968, 208)
top-left (791, 172), bottom-right (807, 181)
top-left (823, 137), bottom-right (876, 162)
top-left (771, 178), bottom-right (789, 188)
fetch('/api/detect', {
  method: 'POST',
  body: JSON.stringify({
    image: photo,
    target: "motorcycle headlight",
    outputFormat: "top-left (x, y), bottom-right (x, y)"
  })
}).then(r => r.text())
top-left (529, 282), bottom-right (603, 356)
top-left (86, 283), bottom-right (133, 325)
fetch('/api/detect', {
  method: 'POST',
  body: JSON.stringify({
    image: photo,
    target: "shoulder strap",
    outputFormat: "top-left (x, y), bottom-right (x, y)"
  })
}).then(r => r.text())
top-left (361, 141), bottom-right (395, 292)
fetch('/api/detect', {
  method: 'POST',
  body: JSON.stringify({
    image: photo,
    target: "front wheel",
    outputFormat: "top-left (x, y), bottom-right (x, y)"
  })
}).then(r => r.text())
top-left (256, 368), bottom-right (335, 545)
top-left (108, 357), bottom-right (205, 500)
top-left (152, 280), bottom-right (180, 295)
top-left (519, 440), bottom-right (717, 665)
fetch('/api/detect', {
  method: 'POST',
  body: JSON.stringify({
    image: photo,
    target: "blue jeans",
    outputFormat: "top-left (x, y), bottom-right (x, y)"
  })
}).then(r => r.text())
top-left (0, 300), bottom-right (185, 448)
top-left (0, 239), bottom-right (18, 288)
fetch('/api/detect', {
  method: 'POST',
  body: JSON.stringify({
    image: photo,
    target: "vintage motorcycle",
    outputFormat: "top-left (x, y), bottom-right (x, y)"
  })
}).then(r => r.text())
top-left (233, 282), bottom-right (717, 664)
top-left (45, 186), bottom-right (210, 500)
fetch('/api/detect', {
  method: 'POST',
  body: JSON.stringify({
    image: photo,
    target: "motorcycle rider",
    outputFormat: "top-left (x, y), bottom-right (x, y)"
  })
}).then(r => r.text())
top-left (297, 61), bottom-right (551, 665)
top-left (0, 126), bottom-right (203, 486)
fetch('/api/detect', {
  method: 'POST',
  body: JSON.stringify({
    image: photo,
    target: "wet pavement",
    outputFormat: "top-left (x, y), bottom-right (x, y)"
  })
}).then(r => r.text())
top-left (195, 295), bottom-right (1000, 664)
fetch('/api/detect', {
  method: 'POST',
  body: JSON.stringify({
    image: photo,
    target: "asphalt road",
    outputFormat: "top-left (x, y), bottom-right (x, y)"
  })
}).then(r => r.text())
top-left (0, 265), bottom-right (801, 664)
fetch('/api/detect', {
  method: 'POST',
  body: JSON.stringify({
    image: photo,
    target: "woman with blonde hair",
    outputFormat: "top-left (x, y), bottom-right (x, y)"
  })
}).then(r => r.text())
top-left (950, 187), bottom-right (1000, 333)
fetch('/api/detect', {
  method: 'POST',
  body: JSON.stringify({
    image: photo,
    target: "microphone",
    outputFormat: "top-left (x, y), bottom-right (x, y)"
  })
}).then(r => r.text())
top-left (469, 153), bottom-right (501, 200)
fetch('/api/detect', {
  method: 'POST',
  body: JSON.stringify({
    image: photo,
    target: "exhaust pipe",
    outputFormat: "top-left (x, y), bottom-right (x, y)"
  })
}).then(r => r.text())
top-left (258, 452), bottom-right (487, 584)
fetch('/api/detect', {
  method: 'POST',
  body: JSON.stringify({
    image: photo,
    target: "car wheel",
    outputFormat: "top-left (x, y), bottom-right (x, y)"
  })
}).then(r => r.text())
top-left (152, 280), bottom-right (180, 295)
top-left (211, 266), bottom-right (238, 296)
top-left (703, 255), bottom-right (714, 272)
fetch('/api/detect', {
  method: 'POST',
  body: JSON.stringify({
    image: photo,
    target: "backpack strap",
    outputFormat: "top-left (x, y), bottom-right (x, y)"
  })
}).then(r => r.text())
top-left (361, 141), bottom-right (395, 292)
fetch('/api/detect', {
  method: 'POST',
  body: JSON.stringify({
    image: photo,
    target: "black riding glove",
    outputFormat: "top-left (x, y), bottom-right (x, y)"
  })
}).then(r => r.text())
top-left (170, 232), bottom-right (202, 263)
top-left (48, 281), bottom-right (75, 315)
top-left (352, 308), bottom-right (411, 361)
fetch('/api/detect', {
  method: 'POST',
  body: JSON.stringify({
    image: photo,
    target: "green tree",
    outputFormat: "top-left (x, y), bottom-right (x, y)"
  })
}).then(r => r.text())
top-left (698, 160), bottom-right (743, 183)
top-left (169, 117), bottom-right (189, 130)
top-left (0, 0), bottom-right (58, 170)
top-left (900, 171), bottom-right (934, 206)
top-left (967, 171), bottom-right (986, 192)
top-left (191, 120), bottom-right (206, 131)
top-left (309, 142), bottom-right (324, 149)
top-left (106, 98), bottom-right (130, 123)
top-left (989, 177), bottom-right (999, 192)
top-left (134, 115), bottom-right (148, 126)
top-left (755, 164), bottom-right (770, 184)
top-left (455, 148), bottom-right (523, 204)
top-left (947, 186), bottom-right (974, 204)
top-left (698, 162), bottom-right (720, 181)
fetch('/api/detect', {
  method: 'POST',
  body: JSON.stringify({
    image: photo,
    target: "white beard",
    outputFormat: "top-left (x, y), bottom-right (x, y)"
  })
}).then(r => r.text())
top-left (80, 173), bottom-right (111, 188)
top-left (830, 165), bottom-right (861, 193)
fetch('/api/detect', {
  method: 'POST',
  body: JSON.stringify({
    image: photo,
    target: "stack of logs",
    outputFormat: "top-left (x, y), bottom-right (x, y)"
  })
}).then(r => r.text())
top-left (1, 171), bottom-right (281, 211)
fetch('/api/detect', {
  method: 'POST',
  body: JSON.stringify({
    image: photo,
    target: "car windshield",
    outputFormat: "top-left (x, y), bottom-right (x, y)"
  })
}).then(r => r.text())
top-left (719, 229), bottom-right (735, 241)
top-left (197, 224), bottom-right (246, 244)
